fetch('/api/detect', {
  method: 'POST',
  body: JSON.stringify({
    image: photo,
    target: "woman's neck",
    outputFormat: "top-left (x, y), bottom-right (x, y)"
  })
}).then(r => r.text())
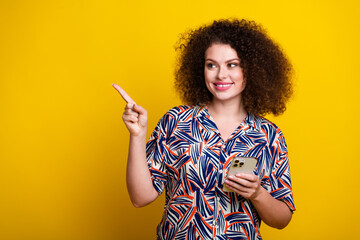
top-left (207, 98), bottom-right (247, 121)
top-left (206, 98), bottom-right (247, 141)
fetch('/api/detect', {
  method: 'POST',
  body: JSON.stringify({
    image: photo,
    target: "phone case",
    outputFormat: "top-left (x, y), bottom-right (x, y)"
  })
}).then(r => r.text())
top-left (222, 156), bottom-right (257, 192)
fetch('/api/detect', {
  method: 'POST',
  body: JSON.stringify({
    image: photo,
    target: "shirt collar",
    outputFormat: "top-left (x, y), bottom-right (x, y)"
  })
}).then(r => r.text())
top-left (194, 105), bottom-right (261, 132)
top-left (245, 113), bottom-right (262, 132)
top-left (193, 105), bottom-right (209, 119)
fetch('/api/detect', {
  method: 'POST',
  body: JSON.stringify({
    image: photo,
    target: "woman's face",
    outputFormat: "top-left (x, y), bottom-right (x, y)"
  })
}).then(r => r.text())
top-left (204, 43), bottom-right (246, 104)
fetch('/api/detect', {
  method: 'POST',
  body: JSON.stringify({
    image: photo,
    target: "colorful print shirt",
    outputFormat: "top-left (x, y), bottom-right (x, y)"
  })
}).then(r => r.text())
top-left (146, 105), bottom-right (295, 240)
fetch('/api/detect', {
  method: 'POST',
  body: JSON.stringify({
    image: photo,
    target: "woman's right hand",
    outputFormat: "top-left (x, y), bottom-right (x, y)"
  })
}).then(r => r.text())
top-left (112, 83), bottom-right (147, 136)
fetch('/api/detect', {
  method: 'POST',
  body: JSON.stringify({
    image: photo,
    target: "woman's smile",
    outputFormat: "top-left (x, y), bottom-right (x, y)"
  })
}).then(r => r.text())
top-left (213, 81), bottom-right (234, 90)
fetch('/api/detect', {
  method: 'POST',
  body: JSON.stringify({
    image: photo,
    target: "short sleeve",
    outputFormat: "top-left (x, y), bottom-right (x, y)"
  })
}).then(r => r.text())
top-left (269, 130), bottom-right (296, 212)
top-left (146, 112), bottom-right (174, 195)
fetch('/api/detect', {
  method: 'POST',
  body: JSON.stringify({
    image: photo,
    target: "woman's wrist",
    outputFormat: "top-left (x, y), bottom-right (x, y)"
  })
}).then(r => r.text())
top-left (249, 185), bottom-right (268, 203)
top-left (129, 129), bottom-right (147, 138)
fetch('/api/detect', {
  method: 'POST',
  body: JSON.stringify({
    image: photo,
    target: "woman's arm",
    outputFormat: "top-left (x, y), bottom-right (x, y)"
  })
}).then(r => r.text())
top-left (126, 122), bottom-right (159, 208)
top-left (225, 173), bottom-right (292, 229)
top-left (113, 84), bottom-right (159, 208)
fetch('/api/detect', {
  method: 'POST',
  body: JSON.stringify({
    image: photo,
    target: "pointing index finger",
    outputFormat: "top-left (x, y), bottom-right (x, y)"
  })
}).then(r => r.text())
top-left (112, 83), bottom-right (136, 104)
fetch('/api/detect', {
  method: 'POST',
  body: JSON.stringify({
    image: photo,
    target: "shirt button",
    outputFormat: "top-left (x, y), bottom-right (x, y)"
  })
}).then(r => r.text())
top-left (219, 169), bottom-right (223, 173)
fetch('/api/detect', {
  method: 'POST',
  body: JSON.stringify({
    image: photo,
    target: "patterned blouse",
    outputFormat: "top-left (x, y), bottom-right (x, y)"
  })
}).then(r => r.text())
top-left (146, 105), bottom-right (295, 240)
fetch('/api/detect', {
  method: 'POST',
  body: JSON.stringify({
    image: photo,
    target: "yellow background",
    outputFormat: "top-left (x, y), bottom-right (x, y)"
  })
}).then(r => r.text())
top-left (1, 0), bottom-right (359, 239)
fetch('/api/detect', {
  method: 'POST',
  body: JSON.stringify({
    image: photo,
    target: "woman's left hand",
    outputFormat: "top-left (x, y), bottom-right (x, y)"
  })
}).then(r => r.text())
top-left (225, 173), bottom-right (262, 200)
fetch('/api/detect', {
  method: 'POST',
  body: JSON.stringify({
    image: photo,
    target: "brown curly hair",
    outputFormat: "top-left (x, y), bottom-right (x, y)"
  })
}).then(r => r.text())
top-left (174, 18), bottom-right (293, 116)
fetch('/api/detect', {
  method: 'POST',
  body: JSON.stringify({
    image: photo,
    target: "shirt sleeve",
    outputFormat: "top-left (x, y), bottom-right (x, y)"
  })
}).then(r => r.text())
top-left (269, 130), bottom-right (296, 212)
top-left (146, 112), bottom-right (173, 195)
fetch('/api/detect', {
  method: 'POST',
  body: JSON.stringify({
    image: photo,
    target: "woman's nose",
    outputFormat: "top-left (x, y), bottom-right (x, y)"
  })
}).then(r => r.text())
top-left (217, 66), bottom-right (228, 79)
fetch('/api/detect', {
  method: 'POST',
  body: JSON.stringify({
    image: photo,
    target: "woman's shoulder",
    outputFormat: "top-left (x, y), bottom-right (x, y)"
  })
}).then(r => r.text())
top-left (163, 105), bottom-right (200, 118)
top-left (249, 115), bottom-right (287, 147)
top-left (252, 114), bottom-right (284, 135)
top-left (155, 105), bottom-right (208, 126)
top-left (258, 115), bottom-right (279, 128)
top-left (154, 105), bottom-right (197, 130)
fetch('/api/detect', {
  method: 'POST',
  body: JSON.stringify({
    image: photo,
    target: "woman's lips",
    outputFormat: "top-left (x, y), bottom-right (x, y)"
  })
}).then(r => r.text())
top-left (213, 82), bottom-right (233, 91)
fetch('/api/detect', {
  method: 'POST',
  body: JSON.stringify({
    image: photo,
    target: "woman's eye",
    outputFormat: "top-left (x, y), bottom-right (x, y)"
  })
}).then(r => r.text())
top-left (228, 63), bottom-right (238, 68)
top-left (206, 63), bottom-right (216, 69)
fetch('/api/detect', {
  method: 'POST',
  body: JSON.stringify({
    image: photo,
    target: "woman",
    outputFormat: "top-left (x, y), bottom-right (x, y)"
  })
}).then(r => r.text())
top-left (113, 19), bottom-right (295, 240)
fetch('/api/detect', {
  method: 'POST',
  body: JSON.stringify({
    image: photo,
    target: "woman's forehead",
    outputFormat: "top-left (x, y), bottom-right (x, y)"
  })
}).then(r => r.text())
top-left (205, 43), bottom-right (239, 59)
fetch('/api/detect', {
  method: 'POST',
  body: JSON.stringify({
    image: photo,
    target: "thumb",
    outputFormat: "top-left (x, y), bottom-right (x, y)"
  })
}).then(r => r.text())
top-left (133, 104), bottom-right (147, 116)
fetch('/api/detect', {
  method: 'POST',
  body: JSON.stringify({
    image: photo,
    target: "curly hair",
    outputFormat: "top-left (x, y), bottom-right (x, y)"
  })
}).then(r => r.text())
top-left (174, 19), bottom-right (293, 116)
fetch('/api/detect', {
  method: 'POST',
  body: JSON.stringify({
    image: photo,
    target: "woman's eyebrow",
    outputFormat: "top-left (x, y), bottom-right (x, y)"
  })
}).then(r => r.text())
top-left (226, 58), bottom-right (240, 62)
top-left (205, 58), bottom-right (240, 62)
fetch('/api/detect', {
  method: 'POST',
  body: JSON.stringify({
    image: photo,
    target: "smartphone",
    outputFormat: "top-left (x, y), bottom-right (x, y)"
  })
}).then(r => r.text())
top-left (222, 156), bottom-right (257, 192)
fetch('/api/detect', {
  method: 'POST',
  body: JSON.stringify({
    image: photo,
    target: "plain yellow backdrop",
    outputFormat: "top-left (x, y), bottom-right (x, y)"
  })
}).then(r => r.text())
top-left (1, 0), bottom-right (359, 239)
